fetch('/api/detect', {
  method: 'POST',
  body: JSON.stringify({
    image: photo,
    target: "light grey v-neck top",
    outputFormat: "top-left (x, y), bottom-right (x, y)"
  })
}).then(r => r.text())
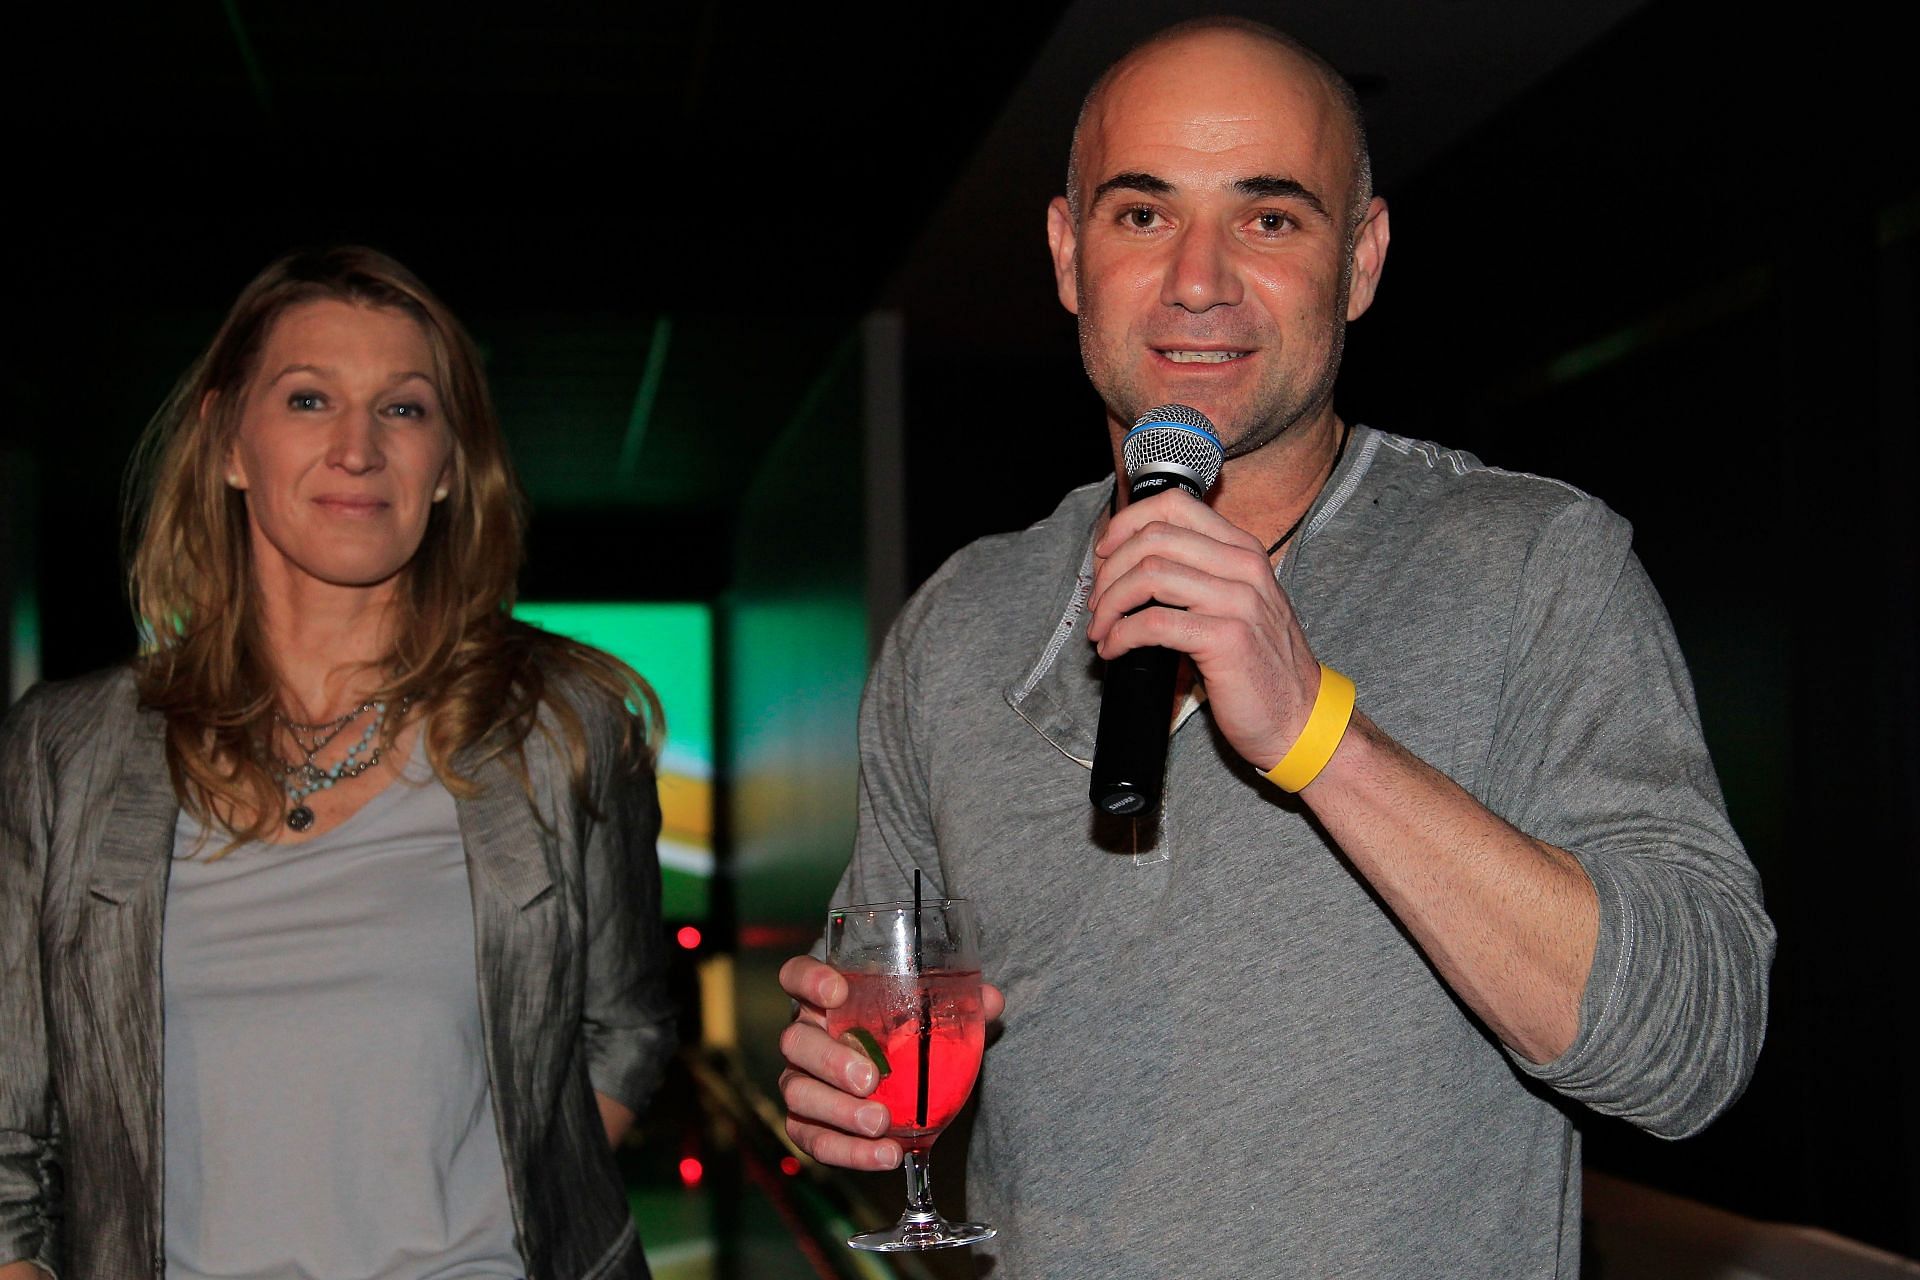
top-left (163, 745), bottom-right (525, 1279)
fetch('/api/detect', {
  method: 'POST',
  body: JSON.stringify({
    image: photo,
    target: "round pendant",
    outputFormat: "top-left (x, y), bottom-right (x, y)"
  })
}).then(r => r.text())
top-left (287, 805), bottom-right (315, 832)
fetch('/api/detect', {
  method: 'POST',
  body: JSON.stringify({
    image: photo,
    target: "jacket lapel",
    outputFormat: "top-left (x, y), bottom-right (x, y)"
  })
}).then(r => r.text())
top-left (455, 749), bottom-right (555, 910)
top-left (452, 744), bottom-right (557, 1227)
top-left (79, 706), bottom-right (175, 1195)
top-left (84, 710), bottom-right (176, 905)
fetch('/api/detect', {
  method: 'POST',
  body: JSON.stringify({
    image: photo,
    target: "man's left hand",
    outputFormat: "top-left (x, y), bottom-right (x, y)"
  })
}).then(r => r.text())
top-left (1088, 488), bottom-right (1322, 774)
top-left (1091, 490), bottom-right (1598, 1063)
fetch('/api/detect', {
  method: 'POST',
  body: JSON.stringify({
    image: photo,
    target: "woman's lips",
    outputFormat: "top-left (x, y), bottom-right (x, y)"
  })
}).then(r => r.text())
top-left (311, 494), bottom-right (389, 515)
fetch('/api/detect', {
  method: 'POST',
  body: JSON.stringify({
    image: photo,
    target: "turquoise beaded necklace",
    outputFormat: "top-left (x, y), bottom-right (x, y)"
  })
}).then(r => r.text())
top-left (268, 696), bottom-right (408, 832)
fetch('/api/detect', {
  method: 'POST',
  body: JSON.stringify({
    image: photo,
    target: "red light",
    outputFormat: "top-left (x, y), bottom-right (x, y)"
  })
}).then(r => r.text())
top-left (779, 1155), bottom-right (802, 1176)
top-left (678, 1156), bottom-right (704, 1188)
top-left (676, 926), bottom-right (702, 950)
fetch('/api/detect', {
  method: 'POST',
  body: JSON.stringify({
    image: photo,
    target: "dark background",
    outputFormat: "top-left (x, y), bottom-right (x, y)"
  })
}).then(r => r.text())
top-left (3, 0), bottom-right (1914, 1260)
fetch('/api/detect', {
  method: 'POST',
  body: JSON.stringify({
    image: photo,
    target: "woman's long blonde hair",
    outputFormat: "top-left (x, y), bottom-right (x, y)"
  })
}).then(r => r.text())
top-left (127, 245), bottom-right (659, 838)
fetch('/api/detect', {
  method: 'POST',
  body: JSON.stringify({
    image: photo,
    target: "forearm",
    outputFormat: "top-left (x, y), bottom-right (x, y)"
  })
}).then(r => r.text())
top-left (1303, 710), bottom-right (1598, 1064)
top-left (579, 704), bottom-right (676, 1135)
top-left (1088, 488), bottom-right (1767, 1122)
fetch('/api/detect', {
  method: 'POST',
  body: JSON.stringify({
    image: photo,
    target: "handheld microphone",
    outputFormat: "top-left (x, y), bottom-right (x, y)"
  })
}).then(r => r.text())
top-left (1089, 404), bottom-right (1225, 816)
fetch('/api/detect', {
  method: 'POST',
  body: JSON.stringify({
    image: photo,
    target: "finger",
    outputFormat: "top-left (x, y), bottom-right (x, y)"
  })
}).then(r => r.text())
top-left (1092, 549), bottom-right (1254, 619)
top-left (1097, 489), bottom-right (1262, 557)
top-left (983, 983), bottom-right (1006, 1023)
top-left (780, 1068), bottom-right (894, 1138)
top-left (1093, 603), bottom-right (1241, 663)
top-left (779, 1019), bottom-right (882, 1095)
top-left (1088, 557), bottom-right (1269, 648)
top-left (778, 954), bottom-right (848, 1014)
top-left (1099, 509), bottom-right (1261, 581)
top-left (1090, 522), bottom-right (1270, 619)
top-left (785, 1114), bottom-right (904, 1171)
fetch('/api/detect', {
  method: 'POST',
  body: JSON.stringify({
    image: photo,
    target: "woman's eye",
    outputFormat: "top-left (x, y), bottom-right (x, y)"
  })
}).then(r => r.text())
top-left (386, 401), bottom-right (427, 419)
top-left (287, 392), bottom-right (324, 411)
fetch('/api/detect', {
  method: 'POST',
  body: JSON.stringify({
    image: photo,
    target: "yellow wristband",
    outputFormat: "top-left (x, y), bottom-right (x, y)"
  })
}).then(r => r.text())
top-left (1262, 664), bottom-right (1356, 793)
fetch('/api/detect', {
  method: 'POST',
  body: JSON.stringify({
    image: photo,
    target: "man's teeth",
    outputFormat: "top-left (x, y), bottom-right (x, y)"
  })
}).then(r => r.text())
top-left (1162, 350), bottom-right (1246, 364)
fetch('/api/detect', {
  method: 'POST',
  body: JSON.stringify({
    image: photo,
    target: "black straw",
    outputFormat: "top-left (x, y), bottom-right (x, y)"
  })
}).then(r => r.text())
top-left (914, 869), bottom-right (931, 1129)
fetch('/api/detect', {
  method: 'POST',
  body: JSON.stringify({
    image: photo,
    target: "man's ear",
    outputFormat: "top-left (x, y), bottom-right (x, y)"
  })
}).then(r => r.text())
top-left (1345, 197), bottom-right (1390, 322)
top-left (1046, 196), bottom-right (1081, 316)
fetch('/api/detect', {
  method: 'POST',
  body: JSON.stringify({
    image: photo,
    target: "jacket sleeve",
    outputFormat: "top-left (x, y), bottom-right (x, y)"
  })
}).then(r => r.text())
top-left (577, 703), bottom-right (678, 1116)
top-left (0, 686), bottom-right (63, 1273)
top-left (1486, 498), bottom-right (1775, 1137)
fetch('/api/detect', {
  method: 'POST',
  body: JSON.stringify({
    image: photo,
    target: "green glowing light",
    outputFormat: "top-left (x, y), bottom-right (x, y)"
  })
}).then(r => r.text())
top-left (516, 601), bottom-right (713, 919)
top-left (9, 588), bottom-right (40, 702)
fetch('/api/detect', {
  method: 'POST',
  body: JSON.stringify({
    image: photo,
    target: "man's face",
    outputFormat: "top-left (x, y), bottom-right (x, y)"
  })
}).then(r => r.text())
top-left (1047, 32), bottom-right (1387, 457)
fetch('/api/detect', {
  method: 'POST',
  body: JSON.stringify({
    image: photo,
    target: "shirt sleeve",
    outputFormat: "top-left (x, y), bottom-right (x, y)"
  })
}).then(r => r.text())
top-left (1483, 498), bottom-right (1775, 1137)
top-left (836, 583), bottom-right (949, 914)
top-left (0, 687), bottom-right (63, 1274)
top-left (577, 702), bottom-right (678, 1116)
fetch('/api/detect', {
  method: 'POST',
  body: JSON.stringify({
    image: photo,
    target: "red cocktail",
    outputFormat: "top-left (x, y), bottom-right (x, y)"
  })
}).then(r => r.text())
top-left (826, 899), bottom-right (995, 1252)
top-left (828, 970), bottom-right (984, 1150)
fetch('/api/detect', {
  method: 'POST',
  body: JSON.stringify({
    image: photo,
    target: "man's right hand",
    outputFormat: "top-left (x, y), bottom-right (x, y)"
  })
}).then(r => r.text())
top-left (777, 954), bottom-right (1004, 1171)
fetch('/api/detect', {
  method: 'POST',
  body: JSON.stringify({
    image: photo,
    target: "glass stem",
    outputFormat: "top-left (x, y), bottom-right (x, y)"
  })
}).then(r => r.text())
top-left (902, 1150), bottom-right (938, 1220)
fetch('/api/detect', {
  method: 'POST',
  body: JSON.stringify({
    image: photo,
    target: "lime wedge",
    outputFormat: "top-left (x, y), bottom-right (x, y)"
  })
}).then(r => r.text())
top-left (840, 1027), bottom-right (892, 1080)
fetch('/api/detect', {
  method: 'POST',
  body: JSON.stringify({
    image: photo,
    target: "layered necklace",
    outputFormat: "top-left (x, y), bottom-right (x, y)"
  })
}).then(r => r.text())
top-left (266, 695), bottom-right (409, 832)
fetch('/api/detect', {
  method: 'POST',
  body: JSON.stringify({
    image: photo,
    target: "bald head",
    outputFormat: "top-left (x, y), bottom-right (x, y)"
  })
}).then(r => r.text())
top-left (1066, 18), bottom-right (1373, 236)
top-left (1043, 15), bottom-right (1393, 463)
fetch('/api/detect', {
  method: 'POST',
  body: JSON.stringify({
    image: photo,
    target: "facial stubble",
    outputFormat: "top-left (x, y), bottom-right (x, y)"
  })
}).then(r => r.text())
top-left (1077, 241), bottom-right (1357, 461)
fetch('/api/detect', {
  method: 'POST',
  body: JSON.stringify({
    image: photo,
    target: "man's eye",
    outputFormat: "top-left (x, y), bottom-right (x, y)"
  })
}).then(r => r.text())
top-left (1121, 207), bottom-right (1162, 230)
top-left (1252, 211), bottom-right (1292, 235)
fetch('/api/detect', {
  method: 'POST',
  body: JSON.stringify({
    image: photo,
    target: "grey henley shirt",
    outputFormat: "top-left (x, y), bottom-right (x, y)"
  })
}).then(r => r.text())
top-left (831, 426), bottom-right (1773, 1279)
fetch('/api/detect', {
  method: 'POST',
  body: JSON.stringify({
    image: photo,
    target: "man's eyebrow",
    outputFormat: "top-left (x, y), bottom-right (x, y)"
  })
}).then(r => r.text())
top-left (1091, 171), bottom-right (1335, 223)
top-left (1235, 175), bottom-right (1331, 221)
top-left (1092, 171), bottom-right (1175, 203)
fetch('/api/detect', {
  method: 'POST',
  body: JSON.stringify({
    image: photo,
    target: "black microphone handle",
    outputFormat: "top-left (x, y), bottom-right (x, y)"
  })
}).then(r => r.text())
top-left (1089, 466), bottom-right (1203, 816)
top-left (1090, 640), bottom-right (1180, 815)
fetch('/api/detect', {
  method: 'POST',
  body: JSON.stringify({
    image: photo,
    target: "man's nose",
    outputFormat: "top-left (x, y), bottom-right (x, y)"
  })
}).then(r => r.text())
top-left (326, 408), bottom-right (386, 474)
top-left (1160, 219), bottom-right (1243, 312)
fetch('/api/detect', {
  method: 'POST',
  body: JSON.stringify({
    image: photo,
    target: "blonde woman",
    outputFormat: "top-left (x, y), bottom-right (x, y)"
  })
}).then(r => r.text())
top-left (0, 247), bottom-right (673, 1279)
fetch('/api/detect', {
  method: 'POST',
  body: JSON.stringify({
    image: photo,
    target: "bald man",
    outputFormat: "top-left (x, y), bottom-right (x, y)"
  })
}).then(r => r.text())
top-left (778, 19), bottom-right (1772, 1278)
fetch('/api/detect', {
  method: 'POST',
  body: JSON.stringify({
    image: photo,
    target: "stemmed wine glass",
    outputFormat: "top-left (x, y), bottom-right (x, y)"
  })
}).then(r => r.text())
top-left (825, 898), bottom-right (995, 1251)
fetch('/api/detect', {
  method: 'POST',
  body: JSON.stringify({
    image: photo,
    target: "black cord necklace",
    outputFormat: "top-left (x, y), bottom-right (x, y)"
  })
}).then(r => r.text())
top-left (1106, 417), bottom-right (1355, 556)
top-left (1263, 417), bottom-right (1353, 558)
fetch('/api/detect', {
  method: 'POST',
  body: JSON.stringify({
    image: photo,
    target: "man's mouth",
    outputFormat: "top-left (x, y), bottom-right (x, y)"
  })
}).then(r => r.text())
top-left (1158, 350), bottom-right (1249, 364)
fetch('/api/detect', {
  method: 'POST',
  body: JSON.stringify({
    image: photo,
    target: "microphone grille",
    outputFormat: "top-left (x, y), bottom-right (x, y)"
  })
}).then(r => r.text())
top-left (1123, 404), bottom-right (1225, 493)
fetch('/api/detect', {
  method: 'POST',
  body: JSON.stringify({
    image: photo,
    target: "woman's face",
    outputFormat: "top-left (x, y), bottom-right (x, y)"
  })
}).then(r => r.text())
top-left (227, 299), bottom-right (455, 598)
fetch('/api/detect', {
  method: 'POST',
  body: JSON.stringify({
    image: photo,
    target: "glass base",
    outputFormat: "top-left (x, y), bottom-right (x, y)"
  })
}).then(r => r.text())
top-left (849, 1211), bottom-right (996, 1252)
